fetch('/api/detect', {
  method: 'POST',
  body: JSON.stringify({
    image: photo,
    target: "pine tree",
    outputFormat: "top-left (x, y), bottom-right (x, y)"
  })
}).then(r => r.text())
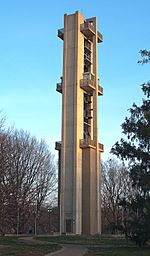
top-left (111, 50), bottom-right (150, 246)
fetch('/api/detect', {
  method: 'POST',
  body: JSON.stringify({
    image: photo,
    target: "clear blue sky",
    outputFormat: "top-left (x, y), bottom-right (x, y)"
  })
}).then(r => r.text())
top-left (0, 0), bottom-right (149, 160)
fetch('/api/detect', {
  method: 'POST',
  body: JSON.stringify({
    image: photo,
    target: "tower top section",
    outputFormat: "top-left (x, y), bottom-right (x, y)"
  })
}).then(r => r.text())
top-left (58, 11), bottom-right (103, 43)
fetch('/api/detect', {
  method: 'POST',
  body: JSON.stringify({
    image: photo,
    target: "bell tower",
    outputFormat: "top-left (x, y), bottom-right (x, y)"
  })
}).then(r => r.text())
top-left (55, 11), bottom-right (104, 234)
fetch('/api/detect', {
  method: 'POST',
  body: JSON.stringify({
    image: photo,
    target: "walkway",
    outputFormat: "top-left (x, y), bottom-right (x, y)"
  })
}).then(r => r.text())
top-left (20, 236), bottom-right (87, 256)
top-left (46, 244), bottom-right (87, 256)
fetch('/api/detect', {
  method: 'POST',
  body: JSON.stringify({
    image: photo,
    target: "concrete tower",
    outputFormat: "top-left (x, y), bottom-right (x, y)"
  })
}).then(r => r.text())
top-left (55, 11), bottom-right (104, 235)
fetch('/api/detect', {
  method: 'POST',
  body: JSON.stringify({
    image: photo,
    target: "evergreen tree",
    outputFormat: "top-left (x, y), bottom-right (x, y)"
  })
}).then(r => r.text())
top-left (111, 50), bottom-right (150, 246)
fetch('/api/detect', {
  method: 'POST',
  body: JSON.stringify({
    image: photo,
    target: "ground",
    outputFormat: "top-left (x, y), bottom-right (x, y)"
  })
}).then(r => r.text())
top-left (0, 235), bottom-right (150, 256)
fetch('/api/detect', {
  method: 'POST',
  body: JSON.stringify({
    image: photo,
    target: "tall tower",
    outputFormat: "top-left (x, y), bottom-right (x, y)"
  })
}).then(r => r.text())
top-left (55, 11), bottom-right (104, 235)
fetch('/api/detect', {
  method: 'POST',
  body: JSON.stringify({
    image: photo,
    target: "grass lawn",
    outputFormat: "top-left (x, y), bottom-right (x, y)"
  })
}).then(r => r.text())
top-left (36, 235), bottom-right (150, 256)
top-left (86, 236), bottom-right (150, 256)
top-left (0, 236), bottom-right (61, 256)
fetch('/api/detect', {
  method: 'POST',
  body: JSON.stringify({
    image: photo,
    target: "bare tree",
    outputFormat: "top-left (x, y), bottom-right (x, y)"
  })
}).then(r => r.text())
top-left (0, 114), bottom-right (12, 234)
top-left (0, 120), bottom-right (57, 235)
top-left (101, 158), bottom-right (132, 234)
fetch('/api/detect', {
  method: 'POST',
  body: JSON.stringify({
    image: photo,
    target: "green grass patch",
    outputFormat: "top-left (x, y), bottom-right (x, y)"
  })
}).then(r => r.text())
top-left (36, 234), bottom-right (91, 244)
top-left (36, 234), bottom-right (133, 245)
top-left (0, 236), bottom-right (61, 256)
top-left (86, 246), bottom-right (150, 256)
top-left (36, 235), bottom-right (150, 256)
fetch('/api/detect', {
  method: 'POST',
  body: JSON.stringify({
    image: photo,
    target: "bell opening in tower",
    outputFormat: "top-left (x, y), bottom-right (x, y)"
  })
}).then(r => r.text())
top-left (84, 38), bottom-right (91, 73)
top-left (84, 93), bottom-right (93, 140)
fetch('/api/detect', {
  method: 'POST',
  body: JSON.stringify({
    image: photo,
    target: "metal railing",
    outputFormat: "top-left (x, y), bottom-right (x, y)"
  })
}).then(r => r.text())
top-left (80, 138), bottom-right (95, 148)
top-left (83, 72), bottom-right (95, 81)
top-left (80, 72), bottom-right (96, 92)
top-left (98, 85), bottom-right (103, 95)
top-left (58, 28), bottom-right (64, 40)
top-left (56, 83), bottom-right (62, 93)
top-left (55, 141), bottom-right (61, 150)
top-left (81, 22), bottom-right (96, 34)
top-left (97, 31), bottom-right (103, 42)
top-left (80, 139), bottom-right (104, 152)
top-left (80, 79), bottom-right (95, 89)
top-left (98, 143), bottom-right (104, 152)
